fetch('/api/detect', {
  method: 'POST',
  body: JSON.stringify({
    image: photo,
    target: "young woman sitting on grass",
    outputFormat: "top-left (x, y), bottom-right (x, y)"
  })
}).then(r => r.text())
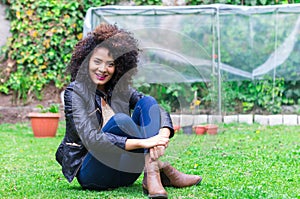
top-left (55, 23), bottom-right (202, 199)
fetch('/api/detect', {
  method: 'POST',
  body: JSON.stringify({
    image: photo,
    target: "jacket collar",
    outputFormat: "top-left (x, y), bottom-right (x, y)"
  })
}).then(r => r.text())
top-left (95, 89), bottom-right (112, 105)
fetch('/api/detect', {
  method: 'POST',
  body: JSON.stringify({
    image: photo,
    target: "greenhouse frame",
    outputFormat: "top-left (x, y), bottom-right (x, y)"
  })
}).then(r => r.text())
top-left (83, 4), bottom-right (300, 114)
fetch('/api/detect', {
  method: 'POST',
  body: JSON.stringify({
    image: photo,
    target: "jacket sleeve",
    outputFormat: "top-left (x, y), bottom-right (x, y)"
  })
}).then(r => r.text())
top-left (65, 84), bottom-right (127, 154)
top-left (129, 88), bottom-right (174, 138)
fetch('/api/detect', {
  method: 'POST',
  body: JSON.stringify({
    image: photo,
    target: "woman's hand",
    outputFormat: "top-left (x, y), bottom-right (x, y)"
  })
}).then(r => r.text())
top-left (142, 134), bottom-right (169, 149)
top-left (125, 134), bottom-right (169, 151)
top-left (149, 145), bottom-right (166, 162)
top-left (158, 127), bottom-right (171, 148)
top-left (148, 128), bottom-right (171, 161)
top-left (159, 127), bottom-right (171, 138)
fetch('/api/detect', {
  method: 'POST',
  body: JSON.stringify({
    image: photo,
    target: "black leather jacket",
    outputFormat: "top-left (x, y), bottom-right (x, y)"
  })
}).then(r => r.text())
top-left (55, 81), bottom-right (174, 182)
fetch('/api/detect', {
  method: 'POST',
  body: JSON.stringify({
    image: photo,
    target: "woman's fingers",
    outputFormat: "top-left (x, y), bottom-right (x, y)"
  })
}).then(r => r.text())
top-left (157, 136), bottom-right (169, 146)
top-left (143, 134), bottom-right (169, 149)
top-left (150, 147), bottom-right (158, 161)
top-left (165, 142), bottom-right (169, 149)
top-left (149, 145), bottom-right (166, 162)
top-left (149, 148), bottom-right (154, 161)
top-left (156, 145), bottom-right (165, 156)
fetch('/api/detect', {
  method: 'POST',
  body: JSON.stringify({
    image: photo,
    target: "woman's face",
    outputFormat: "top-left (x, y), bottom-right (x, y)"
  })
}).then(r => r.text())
top-left (89, 47), bottom-right (115, 91)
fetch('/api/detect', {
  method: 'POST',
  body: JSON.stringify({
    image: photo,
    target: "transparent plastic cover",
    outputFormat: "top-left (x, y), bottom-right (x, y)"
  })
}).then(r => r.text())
top-left (84, 4), bottom-right (300, 83)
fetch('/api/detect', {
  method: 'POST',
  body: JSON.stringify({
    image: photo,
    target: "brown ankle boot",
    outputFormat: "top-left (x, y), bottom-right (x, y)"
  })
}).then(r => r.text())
top-left (159, 162), bottom-right (202, 188)
top-left (142, 162), bottom-right (202, 189)
top-left (142, 171), bottom-right (170, 189)
top-left (143, 155), bottom-right (168, 199)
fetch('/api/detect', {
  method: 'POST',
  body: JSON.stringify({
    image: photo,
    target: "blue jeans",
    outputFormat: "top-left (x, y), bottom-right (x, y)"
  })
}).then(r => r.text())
top-left (77, 96), bottom-right (161, 190)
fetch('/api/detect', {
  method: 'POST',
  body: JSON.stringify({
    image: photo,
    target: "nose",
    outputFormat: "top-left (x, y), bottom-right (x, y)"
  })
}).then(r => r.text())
top-left (98, 63), bottom-right (107, 73)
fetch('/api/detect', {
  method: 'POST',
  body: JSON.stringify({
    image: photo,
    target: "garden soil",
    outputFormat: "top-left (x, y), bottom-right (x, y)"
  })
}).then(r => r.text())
top-left (0, 85), bottom-right (64, 124)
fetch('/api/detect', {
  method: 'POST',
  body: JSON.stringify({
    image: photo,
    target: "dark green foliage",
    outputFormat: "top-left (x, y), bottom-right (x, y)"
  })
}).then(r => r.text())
top-left (1, 0), bottom-right (84, 103)
top-left (36, 103), bottom-right (60, 113)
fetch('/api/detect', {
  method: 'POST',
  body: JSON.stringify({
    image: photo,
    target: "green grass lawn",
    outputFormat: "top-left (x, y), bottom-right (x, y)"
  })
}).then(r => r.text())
top-left (0, 122), bottom-right (299, 199)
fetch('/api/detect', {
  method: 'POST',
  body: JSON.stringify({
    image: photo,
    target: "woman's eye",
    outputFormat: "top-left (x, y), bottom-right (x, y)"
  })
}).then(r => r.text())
top-left (94, 60), bottom-right (103, 65)
top-left (108, 63), bottom-right (114, 67)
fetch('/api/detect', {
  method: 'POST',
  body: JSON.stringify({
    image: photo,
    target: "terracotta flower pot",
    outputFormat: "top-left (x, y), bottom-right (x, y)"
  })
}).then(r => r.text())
top-left (28, 112), bottom-right (61, 138)
top-left (193, 125), bottom-right (207, 135)
top-left (206, 124), bottom-right (218, 135)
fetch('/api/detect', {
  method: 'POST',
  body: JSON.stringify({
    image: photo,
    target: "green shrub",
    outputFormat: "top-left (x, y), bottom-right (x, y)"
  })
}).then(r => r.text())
top-left (1, 0), bottom-right (84, 103)
top-left (36, 103), bottom-right (60, 113)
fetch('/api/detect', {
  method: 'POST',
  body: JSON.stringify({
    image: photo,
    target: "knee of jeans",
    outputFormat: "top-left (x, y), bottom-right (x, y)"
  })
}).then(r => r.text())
top-left (138, 96), bottom-right (157, 106)
top-left (113, 113), bottom-right (132, 125)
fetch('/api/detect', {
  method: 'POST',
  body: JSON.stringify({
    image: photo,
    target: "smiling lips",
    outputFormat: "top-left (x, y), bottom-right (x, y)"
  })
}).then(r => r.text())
top-left (96, 73), bottom-right (107, 81)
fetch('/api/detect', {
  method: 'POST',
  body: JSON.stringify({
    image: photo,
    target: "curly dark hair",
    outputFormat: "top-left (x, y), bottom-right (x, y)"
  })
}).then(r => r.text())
top-left (67, 23), bottom-right (139, 91)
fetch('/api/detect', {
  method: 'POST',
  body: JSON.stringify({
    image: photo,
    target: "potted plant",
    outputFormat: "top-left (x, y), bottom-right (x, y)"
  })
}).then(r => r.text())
top-left (206, 124), bottom-right (218, 135)
top-left (28, 103), bottom-right (61, 138)
top-left (193, 124), bottom-right (218, 135)
top-left (193, 125), bottom-right (207, 135)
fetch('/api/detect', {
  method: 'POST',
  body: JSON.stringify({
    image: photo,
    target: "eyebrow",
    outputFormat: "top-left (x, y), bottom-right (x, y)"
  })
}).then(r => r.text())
top-left (94, 58), bottom-right (114, 63)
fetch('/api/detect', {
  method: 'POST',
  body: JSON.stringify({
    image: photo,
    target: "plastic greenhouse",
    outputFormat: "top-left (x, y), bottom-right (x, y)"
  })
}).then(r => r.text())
top-left (83, 4), bottom-right (300, 115)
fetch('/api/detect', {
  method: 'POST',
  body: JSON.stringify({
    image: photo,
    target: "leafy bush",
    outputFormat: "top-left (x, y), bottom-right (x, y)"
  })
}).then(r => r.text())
top-left (238, 77), bottom-right (286, 114)
top-left (1, 0), bottom-right (84, 104)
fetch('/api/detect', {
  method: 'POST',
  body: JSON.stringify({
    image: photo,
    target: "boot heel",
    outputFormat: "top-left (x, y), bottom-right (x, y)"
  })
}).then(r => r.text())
top-left (148, 194), bottom-right (168, 199)
top-left (143, 187), bottom-right (168, 198)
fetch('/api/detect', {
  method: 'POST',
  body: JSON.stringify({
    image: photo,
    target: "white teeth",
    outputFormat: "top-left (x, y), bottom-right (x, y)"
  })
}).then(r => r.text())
top-left (96, 73), bottom-right (107, 78)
